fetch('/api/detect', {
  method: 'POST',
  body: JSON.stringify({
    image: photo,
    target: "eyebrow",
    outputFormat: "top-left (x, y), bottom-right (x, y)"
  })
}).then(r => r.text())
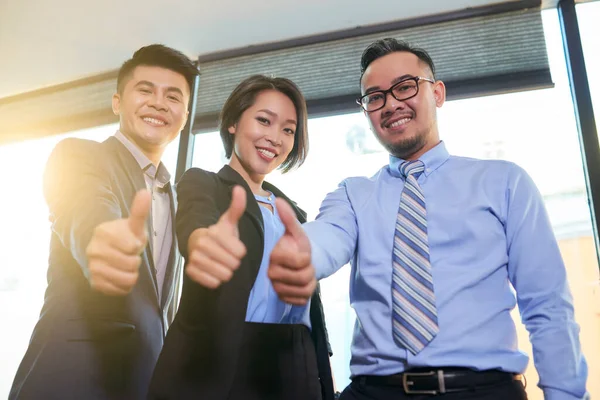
top-left (134, 80), bottom-right (184, 97)
top-left (257, 108), bottom-right (297, 125)
top-left (364, 74), bottom-right (415, 94)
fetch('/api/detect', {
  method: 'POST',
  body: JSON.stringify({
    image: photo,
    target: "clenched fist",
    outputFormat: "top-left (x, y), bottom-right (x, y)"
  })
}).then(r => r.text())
top-left (268, 199), bottom-right (317, 306)
top-left (186, 185), bottom-right (247, 288)
top-left (85, 189), bottom-right (151, 295)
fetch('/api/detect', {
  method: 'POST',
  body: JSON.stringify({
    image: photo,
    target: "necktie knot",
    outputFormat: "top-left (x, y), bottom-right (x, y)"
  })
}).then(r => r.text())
top-left (400, 160), bottom-right (425, 179)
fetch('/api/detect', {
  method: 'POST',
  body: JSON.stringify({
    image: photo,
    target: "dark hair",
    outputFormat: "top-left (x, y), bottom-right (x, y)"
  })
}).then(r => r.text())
top-left (219, 74), bottom-right (309, 173)
top-left (360, 38), bottom-right (436, 82)
top-left (117, 44), bottom-right (199, 96)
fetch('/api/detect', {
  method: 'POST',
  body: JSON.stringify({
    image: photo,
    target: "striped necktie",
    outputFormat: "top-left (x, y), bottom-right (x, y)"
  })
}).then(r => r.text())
top-left (392, 160), bottom-right (439, 354)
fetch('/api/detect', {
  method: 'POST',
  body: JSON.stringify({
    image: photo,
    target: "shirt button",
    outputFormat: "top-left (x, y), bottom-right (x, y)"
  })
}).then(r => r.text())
top-left (154, 231), bottom-right (158, 237)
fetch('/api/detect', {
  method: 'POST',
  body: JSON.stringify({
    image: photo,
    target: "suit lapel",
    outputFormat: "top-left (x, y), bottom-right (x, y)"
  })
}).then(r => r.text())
top-left (105, 137), bottom-right (161, 303)
top-left (217, 165), bottom-right (264, 245)
top-left (160, 184), bottom-right (180, 311)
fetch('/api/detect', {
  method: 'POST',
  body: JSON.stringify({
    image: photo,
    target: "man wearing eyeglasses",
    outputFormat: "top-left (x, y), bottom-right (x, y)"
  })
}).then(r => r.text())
top-left (267, 38), bottom-right (589, 399)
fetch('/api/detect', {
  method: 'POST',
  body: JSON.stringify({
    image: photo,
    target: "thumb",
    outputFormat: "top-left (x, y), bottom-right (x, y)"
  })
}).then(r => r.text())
top-left (275, 198), bottom-right (310, 252)
top-left (221, 185), bottom-right (246, 227)
top-left (128, 189), bottom-right (151, 238)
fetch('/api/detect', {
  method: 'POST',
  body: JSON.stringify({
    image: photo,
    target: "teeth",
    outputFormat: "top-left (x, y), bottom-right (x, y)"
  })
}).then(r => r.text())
top-left (389, 117), bottom-right (411, 128)
top-left (257, 148), bottom-right (276, 159)
top-left (143, 117), bottom-right (166, 126)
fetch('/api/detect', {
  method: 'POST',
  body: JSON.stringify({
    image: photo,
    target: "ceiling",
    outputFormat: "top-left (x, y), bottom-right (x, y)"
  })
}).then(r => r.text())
top-left (0, 0), bottom-right (546, 99)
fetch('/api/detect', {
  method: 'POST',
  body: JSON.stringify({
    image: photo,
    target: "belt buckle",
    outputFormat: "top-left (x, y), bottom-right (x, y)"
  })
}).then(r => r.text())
top-left (402, 370), bottom-right (444, 395)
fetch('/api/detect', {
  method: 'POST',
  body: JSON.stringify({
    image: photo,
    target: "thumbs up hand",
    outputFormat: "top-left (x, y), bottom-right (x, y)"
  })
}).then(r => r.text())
top-left (186, 185), bottom-right (247, 289)
top-left (85, 189), bottom-right (151, 295)
top-left (268, 199), bottom-right (316, 306)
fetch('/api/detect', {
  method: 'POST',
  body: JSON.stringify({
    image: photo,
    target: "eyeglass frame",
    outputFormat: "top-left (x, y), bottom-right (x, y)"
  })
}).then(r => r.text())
top-left (356, 76), bottom-right (435, 112)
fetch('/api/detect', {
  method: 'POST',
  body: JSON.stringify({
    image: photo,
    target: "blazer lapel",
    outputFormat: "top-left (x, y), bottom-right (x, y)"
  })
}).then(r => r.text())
top-left (160, 183), bottom-right (180, 311)
top-left (105, 137), bottom-right (161, 302)
top-left (217, 165), bottom-right (264, 245)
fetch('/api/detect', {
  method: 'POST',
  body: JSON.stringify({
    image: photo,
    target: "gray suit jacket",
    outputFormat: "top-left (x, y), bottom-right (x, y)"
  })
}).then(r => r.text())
top-left (9, 136), bottom-right (182, 400)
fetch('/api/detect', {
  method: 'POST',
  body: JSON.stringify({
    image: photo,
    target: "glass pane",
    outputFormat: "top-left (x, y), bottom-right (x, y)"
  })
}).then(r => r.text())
top-left (577, 1), bottom-right (600, 138)
top-left (0, 125), bottom-right (181, 398)
top-left (162, 134), bottom-right (182, 183)
top-left (191, 130), bottom-right (229, 172)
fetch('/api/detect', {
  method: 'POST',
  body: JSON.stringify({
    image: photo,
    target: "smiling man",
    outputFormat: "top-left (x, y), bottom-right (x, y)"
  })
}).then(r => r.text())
top-left (268, 38), bottom-right (589, 399)
top-left (9, 44), bottom-right (198, 400)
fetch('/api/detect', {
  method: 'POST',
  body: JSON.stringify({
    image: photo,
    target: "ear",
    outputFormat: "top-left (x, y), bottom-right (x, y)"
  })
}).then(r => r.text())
top-left (228, 124), bottom-right (237, 135)
top-left (112, 93), bottom-right (121, 115)
top-left (433, 80), bottom-right (446, 108)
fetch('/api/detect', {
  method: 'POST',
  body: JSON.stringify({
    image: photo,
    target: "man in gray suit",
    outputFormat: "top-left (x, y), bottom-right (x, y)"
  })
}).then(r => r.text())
top-left (10, 44), bottom-right (198, 399)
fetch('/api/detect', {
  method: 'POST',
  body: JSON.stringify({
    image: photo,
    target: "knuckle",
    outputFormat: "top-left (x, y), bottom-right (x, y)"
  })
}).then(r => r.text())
top-left (189, 254), bottom-right (205, 270)
top-left (185, 264), bottom-right (195, 277)
top-left (191, 270), bottom-right (216, 288)
top-left (222, 268), bottom-right (233, 282)
top-left (207, 225), bottom-right (220, 237)
top-left (141, 235), bottom-right (149, 247)
top-left (196, 240), bottom-right (212, 253)
top-left (129, 256), bottom-right (142, 270)
top-left (186, 261), bottom-right (199, 274)
top-left (125, 273), bottom-right (138, 289)
top-left (86, 243), bottom-right (97, 258)
top-left (205, 279), bottom-right (219, 289)
top-left (190, 238), bottom-right (204, 252)
top-left (302, 271), bottom-right (313, 283)
top-left (295, 254), bottom-right (306, 267)
top-left (88, 262), bottom-right (102, 277)
top-left (271, 282), bottom-right (281, 294)
top-left (125, 241), bottom-right (138, 255)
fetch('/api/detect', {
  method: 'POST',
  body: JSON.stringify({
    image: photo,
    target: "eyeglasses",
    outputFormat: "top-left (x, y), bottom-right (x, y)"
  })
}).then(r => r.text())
top-left (356, 76), bottom-right (435, 112)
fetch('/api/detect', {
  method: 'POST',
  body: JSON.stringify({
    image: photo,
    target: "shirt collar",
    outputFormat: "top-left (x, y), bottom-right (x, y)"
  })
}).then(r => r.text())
top-left (388, 140), bottom-right (450, 179)
top-left (114, 131), bottom-right (171, 188)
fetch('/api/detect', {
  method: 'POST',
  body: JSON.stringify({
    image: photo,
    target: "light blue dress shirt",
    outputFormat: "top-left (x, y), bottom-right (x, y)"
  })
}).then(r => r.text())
top-left (304, 141), bottom-right (588, 399)
top-left (245, 193), bottom-right (311, 328)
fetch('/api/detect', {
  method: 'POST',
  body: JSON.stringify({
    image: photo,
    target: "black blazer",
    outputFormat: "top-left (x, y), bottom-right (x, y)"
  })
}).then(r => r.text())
top-left (9, 137), bottom-right (182, 400)
top-left (149, 165), bottom-right (334, 400)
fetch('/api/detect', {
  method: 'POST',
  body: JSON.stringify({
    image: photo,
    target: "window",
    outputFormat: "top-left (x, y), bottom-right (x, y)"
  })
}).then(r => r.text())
top-left (0, 125), bottom-right (180, 398)
top-left (577, 1), bottom-right (600, 135)
top-left (191, 130), bottom-right (229, 173)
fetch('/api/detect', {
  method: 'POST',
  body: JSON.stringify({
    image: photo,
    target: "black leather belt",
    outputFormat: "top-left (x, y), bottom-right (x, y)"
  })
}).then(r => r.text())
top-left (354, 368), bottom-right (522, 395)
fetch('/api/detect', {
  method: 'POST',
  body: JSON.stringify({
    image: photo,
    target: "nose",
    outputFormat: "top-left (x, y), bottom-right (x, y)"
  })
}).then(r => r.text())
top-left (382, 91), bottom-right (406, 116)
top-left (148, 92), bottom-right (168, 111)
top-left (265, 129), bottom-right (283, 146)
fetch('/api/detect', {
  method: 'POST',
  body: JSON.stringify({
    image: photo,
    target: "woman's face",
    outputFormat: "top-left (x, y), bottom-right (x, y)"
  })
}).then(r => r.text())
top-left (228, 89), bottom-right (297, 178)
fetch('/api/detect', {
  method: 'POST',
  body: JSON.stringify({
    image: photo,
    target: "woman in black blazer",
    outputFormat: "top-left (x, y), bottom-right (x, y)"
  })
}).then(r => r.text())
top-left (148, 75), bottom-right (334, 400)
